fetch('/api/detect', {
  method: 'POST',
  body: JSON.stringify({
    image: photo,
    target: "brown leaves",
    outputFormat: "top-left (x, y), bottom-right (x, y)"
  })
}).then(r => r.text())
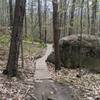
top-left (48, 63), bottom-right (100, 99)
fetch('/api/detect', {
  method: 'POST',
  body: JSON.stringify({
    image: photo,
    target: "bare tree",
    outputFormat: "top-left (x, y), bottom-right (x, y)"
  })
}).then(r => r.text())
top-left (38, 0), bottom-right (42, 40)
top-left (24, 9), bottom-right (27, 37)
top-left (64, 0), bottom-right (70, 36)
top-left (52, 0), bottom-right (61, 70)
top-left (87, 0), bottom-right (90, 34)
top-left (3, 0), bottom-right (26, 77)
top-left (78, 0), bottom-right (84, 78)
top-left (9, 0), bottom-right (13, 28)
top-left (44, 0), bottom-right (47, 44)
top-left (91, 0), bottom-right (97, 35)
top-left (30, 0), bottom-right (34, 36)
top-left (69, 0), bottom-right (76, 35)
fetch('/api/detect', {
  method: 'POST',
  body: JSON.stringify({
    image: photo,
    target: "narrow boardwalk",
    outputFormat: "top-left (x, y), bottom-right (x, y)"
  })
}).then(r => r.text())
top-left (34, 44), bottom-right (53, 80)
top-left (34, 44), bottom-right (76, 100)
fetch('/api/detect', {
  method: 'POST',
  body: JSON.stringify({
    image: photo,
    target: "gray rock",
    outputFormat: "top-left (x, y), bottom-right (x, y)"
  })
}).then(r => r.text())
top-left (47, 34), bottom-right (100, 72)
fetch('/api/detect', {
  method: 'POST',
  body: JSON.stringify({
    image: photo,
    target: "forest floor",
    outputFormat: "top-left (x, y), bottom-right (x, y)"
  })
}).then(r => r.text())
top-left (0, 34), bottom-right (100, 100)
top-left (34, 44), bottom-right (76, 100)
top-left (0, 41), bottom-right (76, 100)
top-left (0, 34), bottom-right (46, 99)
top-left (48, 64), bottom-right (100, 100)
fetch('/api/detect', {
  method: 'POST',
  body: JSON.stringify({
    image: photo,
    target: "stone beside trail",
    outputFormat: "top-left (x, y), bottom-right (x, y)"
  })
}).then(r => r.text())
top-left (47, 34), bottom-right (100, 72)
top-left (34, 44), bottom-right (76, 100)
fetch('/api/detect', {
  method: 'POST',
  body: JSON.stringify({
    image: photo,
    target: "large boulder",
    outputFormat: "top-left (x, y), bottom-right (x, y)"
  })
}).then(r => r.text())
top-left (47, 34), bottom-right (100, 72)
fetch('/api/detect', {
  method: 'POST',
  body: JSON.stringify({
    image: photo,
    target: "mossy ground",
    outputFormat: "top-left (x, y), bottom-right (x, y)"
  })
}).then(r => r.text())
top-left (0, 34), bottom-right (46, 68)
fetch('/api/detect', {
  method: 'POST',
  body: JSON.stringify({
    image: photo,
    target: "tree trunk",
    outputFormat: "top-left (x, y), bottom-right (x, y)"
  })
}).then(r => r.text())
top-left (9, 0), bottom-right (13, 28)
top-left (52, 0), bottom-right (61, 71)
top-left (69, 0), bottom-right (76, 35)
top-left (64, 0), bottom-right (69, 36)
top-left (30, 0), bottom-right (34, 37)
top-left (44, 0), bottom-right (47, 44)
top-left (38, 0), bottom-right (42, 40)
top-left (59, 0), bottom-right (63, 35)
top-left (87, 0), bottom-right (90, 34)
top-left (3, 0), bottom-right (26, 77)
top-left (78, 0), bottom-right (84, 77)
top-left (24, 10), bottom-right (27, 37)
top-left (91, 0), bottom-right (97, 35)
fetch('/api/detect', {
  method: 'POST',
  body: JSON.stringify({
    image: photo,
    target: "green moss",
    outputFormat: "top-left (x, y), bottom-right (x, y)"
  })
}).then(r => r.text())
top-left (0, 35), bottom-right (10, 45)
top-left (23, 35), bottom-right (33, 43)
top-left (0, 34), bottom-right (45, 58)
top-left (0, 35), bottom-right (10, 46)
top-left (23, 41), bottom-right (45, 57)
top-left (23, 35), bottom-right (41, 43)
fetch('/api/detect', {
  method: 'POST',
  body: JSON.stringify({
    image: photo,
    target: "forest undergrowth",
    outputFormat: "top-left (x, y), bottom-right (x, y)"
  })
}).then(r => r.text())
top-left (0, 34), bottom-right (45, 99)
top-left (48, 63), bottom-right (100, 100)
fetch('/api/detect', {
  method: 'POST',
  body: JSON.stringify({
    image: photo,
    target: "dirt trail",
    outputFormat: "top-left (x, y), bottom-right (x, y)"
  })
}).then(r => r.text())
top-left (34, 44), bottom-right (76, 100)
